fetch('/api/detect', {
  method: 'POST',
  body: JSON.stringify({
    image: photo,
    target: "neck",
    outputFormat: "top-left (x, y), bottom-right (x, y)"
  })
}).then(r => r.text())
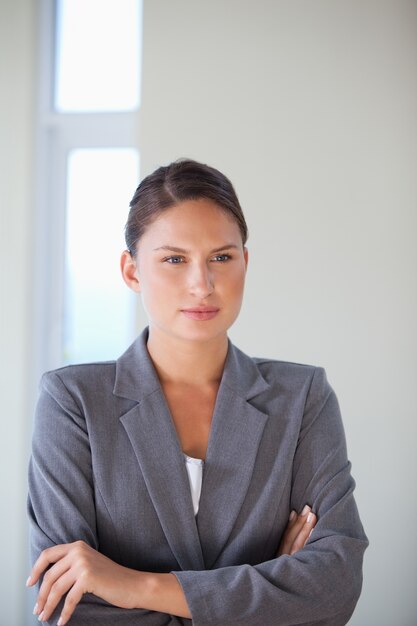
top-left (146, 326), bottom-right (229, 387)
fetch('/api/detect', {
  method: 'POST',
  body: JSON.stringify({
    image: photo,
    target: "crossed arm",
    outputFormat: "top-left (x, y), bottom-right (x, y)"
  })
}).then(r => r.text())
top-left (27, 507), bottom-right (317, 625)
top-left (27, 366), bottom-right (367, 625)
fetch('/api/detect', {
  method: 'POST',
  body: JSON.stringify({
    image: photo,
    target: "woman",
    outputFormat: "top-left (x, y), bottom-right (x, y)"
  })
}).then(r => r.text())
top-left (27, 159), bottom-right (368, 625)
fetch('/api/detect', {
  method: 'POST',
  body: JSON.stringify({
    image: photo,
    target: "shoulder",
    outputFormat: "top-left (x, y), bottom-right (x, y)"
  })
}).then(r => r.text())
top-left (256, 356), bottom-right (328, 386)
top-left (34, 362), bottom-right (121, 436)
top-left (247, 349), bottom-right (326, 386)
top-left (253, 355), bottom-right (317, 378)
top-left (229, 339), bottom-right (334, 408)
top-left (246, 351), bottom-right (333, 407)
top-left (248, 354), bottom-right (341, 440)
top-left (41, 360), bottom-right (116, 383)
top-left (40, 360), bottom-right (117, 402)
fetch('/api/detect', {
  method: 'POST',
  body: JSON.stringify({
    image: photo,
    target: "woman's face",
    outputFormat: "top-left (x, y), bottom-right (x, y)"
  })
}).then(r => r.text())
top-left (121, 198), bottom-right (248, 345)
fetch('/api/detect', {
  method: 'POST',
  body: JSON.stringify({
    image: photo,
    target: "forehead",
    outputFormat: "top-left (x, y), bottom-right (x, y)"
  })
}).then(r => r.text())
top-left (142, 199), bottom-right (241, 242)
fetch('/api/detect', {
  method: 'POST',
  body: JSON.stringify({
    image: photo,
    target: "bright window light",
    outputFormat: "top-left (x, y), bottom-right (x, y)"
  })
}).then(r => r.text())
top-left (55, 0), bottom-right (142, 112)
top-left (64, 148), bottom-right (139, 363)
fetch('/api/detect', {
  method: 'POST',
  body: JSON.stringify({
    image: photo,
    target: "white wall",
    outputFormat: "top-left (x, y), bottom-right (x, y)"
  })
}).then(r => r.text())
top-left (1, 1), bottom-right (416, 625)
top-left (139, 1), bottom-right (417, 624)
top-left (0, 1), bottom-right (35, 625)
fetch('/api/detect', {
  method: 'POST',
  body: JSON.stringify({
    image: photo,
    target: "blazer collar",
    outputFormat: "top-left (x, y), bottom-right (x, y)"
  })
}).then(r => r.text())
top-left (114, 327), bottom-right (270, 570)
top-left (114, 326), bottom-right (270, 403)
top-left (113, 327), bottom-right (160, 402)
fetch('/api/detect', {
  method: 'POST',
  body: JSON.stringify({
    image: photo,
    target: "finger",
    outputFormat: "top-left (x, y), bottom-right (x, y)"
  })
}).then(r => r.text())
top-left (36, 569), bottom-right (78, 624)
top-left (28, 544), bottom-right (71, 586)
top-left (290, 511), bottom-right (317, 555)
top-left (288, 510), bottom-right (297, 525)
top-left (34, 557), bottom-right (71, 616)
top-left (277, 507), bottom-right (310, 556)
top-left (281, 506), bottom-right (312, 550)
top-left (57, 581), bottom-right (85, 626)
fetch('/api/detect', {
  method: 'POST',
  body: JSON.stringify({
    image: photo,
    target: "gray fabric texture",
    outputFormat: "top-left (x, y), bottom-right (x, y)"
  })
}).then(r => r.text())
top-left (28, 326), bottom-right (368, 625)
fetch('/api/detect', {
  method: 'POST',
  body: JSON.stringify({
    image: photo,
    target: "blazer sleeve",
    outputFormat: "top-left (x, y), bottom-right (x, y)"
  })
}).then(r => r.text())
top-left (27, 371), bottom-right (187, 626)
top-left (172, 367), bottom-right (369, 626)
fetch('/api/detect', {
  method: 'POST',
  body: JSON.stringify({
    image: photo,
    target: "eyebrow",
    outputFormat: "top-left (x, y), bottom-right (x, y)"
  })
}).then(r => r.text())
top-left (152, 243), bottom-right (241, 254)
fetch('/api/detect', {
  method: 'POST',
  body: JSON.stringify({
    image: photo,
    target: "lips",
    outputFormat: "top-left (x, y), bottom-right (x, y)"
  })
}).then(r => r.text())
top-left (181, 307), bottom-right (220, 321)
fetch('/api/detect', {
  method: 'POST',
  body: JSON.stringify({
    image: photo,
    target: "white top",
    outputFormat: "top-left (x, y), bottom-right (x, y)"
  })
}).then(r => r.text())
top-left (183, 453), bottom-right (204, 515)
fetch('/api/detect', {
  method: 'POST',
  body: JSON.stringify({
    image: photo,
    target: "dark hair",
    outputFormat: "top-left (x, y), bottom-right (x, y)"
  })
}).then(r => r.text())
top-left (125, 159), bottom-right (248, 256)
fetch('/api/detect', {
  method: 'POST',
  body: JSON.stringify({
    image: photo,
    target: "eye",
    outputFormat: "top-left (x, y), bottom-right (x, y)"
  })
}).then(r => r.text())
top-left (212, 253), bottom-right (231, 262)
top-left (163, 255), bottom-right (185, 264)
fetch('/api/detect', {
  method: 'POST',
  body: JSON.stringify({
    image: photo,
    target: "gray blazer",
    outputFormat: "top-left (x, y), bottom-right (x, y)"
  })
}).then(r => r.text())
top-left (28, 327), bottom-right (368, 626)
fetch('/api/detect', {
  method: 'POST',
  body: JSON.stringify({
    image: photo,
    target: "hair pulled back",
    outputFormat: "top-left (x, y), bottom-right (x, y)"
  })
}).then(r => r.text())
top-left (125, 159), bottom-right (248, 256)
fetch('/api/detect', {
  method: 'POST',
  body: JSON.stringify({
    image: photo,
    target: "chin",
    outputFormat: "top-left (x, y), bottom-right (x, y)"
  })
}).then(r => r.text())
top-left (178, 317), bottom-right (236, 343)
top-left (149, 311), bottom-right (238, 344)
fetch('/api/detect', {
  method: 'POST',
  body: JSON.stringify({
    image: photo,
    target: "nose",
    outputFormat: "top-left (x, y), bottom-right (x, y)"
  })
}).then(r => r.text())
top-left (188, 261), bottom-right (214, 298)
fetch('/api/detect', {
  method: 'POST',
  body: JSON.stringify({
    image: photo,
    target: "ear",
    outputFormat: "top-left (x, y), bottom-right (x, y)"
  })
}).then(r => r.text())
top-left (120, 250), bottom-right (141, 293)
top-left (243, 246), bottom-right (249, 272)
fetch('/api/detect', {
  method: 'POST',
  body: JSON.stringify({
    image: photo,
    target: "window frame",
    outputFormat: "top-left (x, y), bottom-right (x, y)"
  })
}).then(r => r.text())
top-left (33, 0), bottom-right (141, 380)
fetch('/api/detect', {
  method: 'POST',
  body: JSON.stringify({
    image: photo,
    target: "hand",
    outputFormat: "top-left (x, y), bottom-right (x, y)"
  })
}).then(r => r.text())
top-left (26, 540), bottom-right (144, 625)
top-left (277, 505), bottom-right (317, 557)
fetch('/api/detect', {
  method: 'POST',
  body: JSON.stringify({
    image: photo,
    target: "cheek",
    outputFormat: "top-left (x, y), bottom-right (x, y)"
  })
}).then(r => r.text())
top-left (222, 267), bottom-right (246, 298)
top-left (139, 267), bottom-right (181, 300)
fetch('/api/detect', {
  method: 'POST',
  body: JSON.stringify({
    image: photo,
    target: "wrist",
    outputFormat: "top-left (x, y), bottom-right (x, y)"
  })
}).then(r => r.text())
top-left (138, 571), bottom-right (159, 609)
top-left (134, 571), bottom-right (191, 618)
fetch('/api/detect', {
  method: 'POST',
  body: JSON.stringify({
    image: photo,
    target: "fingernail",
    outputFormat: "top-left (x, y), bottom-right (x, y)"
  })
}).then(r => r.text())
top-left (33, 604), bottom-right (39, 615)
top-left (301, 505), bottom-right (311, 516)
top-left (307, 512), bottom-right (314, 523)
top-left (289, 510), bottom-right (296, 521)
top-left (38, 611), bottom-right (45, 622)
top-left (26, 576), bottom-right (32, 587)
top-left (57, 618), bottom-right (63, 626)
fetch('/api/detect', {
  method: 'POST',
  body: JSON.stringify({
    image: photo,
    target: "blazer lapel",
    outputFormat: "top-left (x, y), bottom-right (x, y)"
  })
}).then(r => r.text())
top-left (114, 328), bottom-right (271, 572)
top-left (114, 328), bottom-right (205, 571)
top-left (196, 342), bottom-right (270, 569)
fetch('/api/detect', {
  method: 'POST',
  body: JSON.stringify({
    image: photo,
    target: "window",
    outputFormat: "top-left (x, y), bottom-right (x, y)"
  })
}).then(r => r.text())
top-left (55, 0), bottom-right (141, 112)
top-left (64, 148), bottom-right (138, 363)
top-left (35, 0), bottom-right (142, 374)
